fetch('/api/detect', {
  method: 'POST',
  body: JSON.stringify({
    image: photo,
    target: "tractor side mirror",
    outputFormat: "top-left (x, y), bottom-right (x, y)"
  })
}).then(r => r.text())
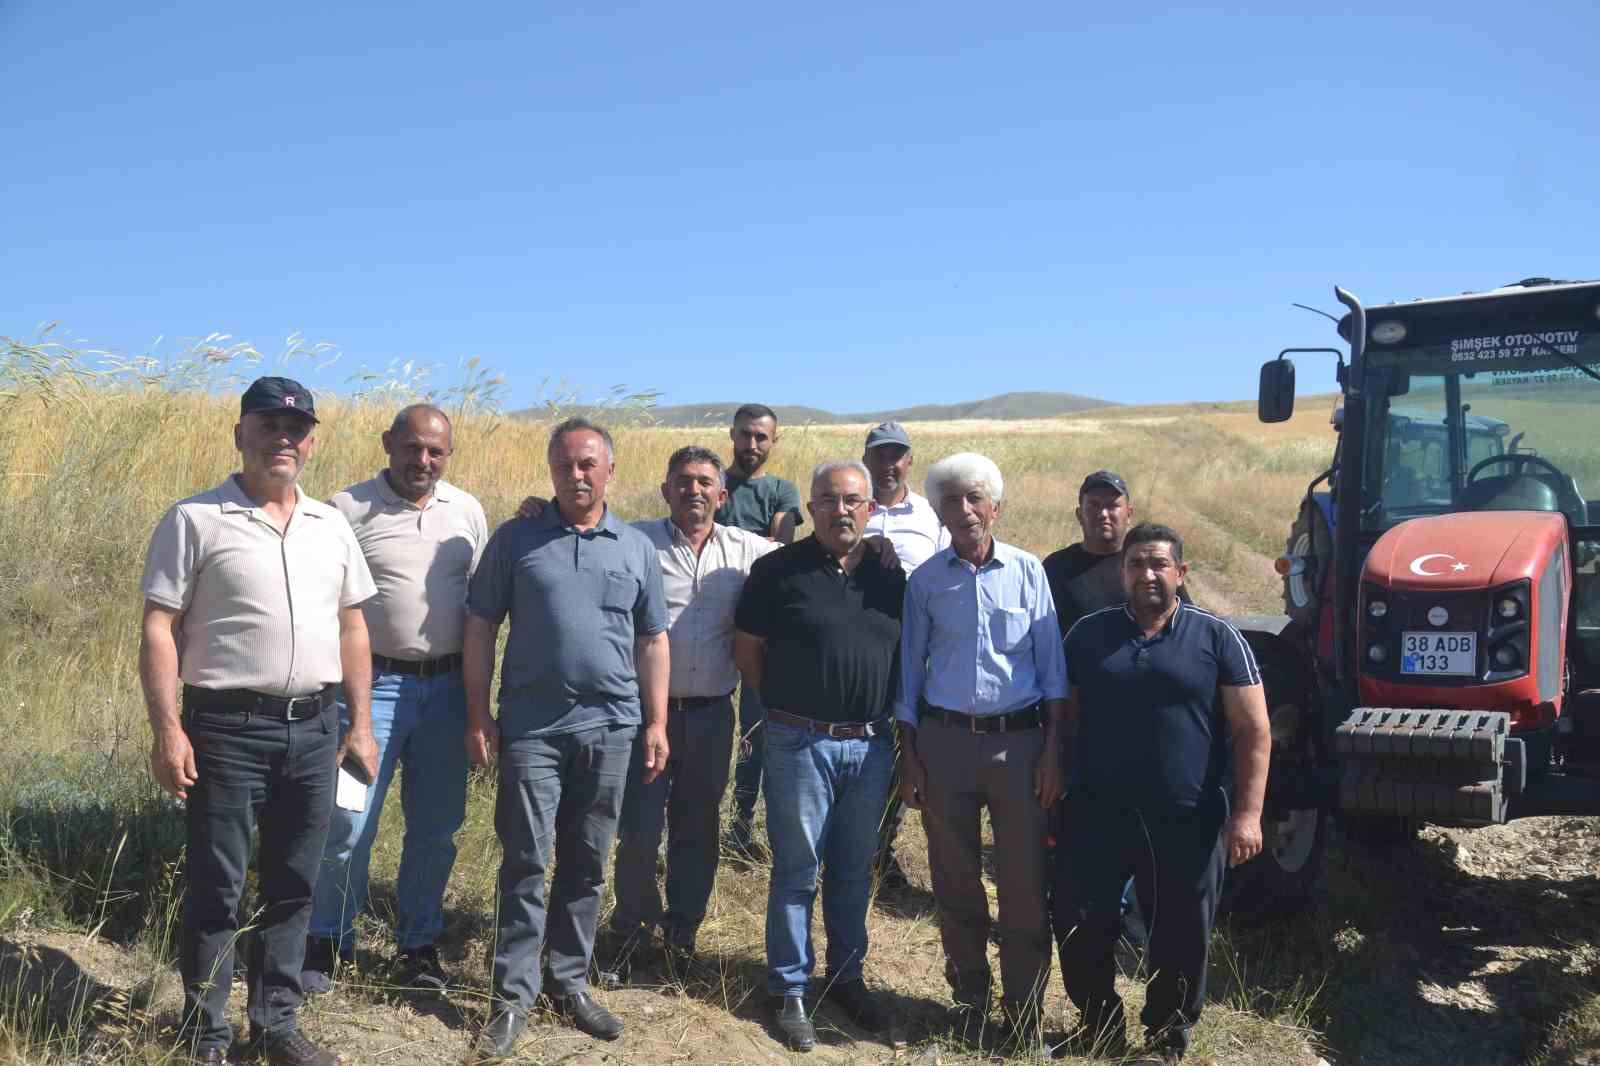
top-left (1259, 359), bottom-right (1296, 423)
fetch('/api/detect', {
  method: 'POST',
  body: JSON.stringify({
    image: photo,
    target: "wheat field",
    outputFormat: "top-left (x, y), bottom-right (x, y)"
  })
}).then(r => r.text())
top-left (1, 340), bottom-right (1594, 1064)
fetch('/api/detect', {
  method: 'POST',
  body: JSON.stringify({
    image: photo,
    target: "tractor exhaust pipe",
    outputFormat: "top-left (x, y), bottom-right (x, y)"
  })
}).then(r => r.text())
top-left (1332, 286), bottom-right (1366, 693)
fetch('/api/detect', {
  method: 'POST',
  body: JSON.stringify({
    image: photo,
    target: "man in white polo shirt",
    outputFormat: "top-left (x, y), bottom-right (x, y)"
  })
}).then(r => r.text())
top-left (304, 404), bottom-right (489, 997)
top-left (140, 377), bottom-right (377, 1066)
top-left (600, 444), bottom-right (776, 982)
top-left (861, 420), bottom-right (948, 890)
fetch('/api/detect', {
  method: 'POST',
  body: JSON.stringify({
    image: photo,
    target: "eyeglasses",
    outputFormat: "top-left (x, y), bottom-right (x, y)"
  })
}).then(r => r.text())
top-left (814, 494), bottom-right (870, 512)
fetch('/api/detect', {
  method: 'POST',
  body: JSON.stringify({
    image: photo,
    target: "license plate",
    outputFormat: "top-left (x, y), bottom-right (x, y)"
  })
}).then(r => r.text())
top-left (1400, 631), bottom-right (1477, 676)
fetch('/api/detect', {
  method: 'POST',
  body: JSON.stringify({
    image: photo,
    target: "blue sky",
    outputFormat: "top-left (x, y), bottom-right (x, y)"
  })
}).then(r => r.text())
top-left (4, 2), bottom-right (1596, 411)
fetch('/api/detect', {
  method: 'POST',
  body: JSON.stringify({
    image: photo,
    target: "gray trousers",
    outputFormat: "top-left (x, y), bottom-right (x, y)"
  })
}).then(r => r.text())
top-left (918, 718), bottom-right (1052, 1012)
top-left (611, 695), bottom-right (736, 947)
top-left (491, 722), bottom-right (635, 1010)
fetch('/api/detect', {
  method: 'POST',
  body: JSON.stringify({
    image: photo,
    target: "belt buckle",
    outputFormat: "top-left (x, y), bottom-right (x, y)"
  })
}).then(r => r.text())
top-left (825, 722), bottom-right (842, 738)
top-left (285, 693), bottom-right (318, 721)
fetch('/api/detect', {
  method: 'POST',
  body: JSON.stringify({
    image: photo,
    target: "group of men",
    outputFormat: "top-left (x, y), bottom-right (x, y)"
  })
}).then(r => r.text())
top-left (139, 381), bottom-right (1270, 1066)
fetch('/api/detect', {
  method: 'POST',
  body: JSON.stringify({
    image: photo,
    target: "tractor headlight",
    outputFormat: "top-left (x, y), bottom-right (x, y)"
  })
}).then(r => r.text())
top-left (1496, 596), bottom-right (1520, 620)
top-left (1492, 643), bottom-right (1519, 668)
top-left (1368, 599), bottom-right (1388, 620)
top-left (1368, 643), bottom-right (1388, 664)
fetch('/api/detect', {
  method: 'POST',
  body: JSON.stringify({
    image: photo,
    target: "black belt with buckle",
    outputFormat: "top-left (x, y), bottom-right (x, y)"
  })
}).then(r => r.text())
top-left (668, 691), bottom-right (734, 712)
top-left (920, 700), bottom-right (1044, 734)
top-left (183, 684), bottom-right (335, 722)
top-left (766, 707), bottom-right (894, 739)
top-left (373, 652), bottom-right (463, 678)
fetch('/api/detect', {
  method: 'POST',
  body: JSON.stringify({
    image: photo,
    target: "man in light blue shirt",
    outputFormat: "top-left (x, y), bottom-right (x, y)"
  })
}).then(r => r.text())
top-left (894, 451), bottom-right (1067, 1049)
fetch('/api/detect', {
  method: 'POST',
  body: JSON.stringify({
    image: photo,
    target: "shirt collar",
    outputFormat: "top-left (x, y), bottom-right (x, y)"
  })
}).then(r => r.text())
top-left (945, 536), bottom-right (1006, 571)
top-left (543, 503), bottom-right (622, 538)
top-left (219, 475), bottom-right (323, 520)
top-left (1123, 600), bottom-right (1185, 637)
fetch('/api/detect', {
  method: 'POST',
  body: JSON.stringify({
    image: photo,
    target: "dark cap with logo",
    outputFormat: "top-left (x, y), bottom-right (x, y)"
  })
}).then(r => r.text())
top-left (241, 376), bottom-right (318, 423)
top-left (1079, 469), bottom-right (1128, 498)
top-left (864, 421), bottom-right (912, 449)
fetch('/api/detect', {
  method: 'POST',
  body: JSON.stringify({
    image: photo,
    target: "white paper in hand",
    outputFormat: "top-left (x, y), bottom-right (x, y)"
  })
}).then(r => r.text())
top-left (336, 765), bottom-right (369, 813)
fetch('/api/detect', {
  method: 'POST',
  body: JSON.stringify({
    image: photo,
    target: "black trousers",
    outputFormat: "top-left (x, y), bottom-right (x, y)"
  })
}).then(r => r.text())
top-left (1052, 789), bottom-right (1227, 1049)
top-left (180, 697), bottom-right (337, 1052)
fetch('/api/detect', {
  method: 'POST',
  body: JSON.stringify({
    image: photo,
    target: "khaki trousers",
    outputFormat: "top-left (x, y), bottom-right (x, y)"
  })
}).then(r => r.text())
top-left (918, 718), bottom-right (1052, 1013)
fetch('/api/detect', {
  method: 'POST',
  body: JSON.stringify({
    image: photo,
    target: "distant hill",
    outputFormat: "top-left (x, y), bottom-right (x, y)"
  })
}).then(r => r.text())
top-left (515, 391), bottom-right (1113, 426)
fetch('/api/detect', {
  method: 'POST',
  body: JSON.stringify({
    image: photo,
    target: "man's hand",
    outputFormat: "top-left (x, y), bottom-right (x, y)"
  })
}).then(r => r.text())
top-left (337, 724), bottom-right (380, 783)
top-left (899, 751), bottom-right (928, 810)
top-left (1223, 810), bottom-right (1264, 867)
top-left (1033, 747), bottom-right (1063, 808)
top-left (150, 725), bottom-right (197, 801)
top-left (516, 496), bottom-right (548, 520)
top-left (466, 713), bottom-right (500, 767)
top-left (639, 723), bottom-right (670, 785)
top-left (862, 534), bottom-right (899, 571)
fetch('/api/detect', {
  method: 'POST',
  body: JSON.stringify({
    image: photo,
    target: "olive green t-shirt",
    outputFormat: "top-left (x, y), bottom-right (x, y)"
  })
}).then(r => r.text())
top-left (717, 473), bottom-right (804, 537)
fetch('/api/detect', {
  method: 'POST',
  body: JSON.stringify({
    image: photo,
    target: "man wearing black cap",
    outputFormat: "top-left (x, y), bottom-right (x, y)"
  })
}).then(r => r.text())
top-left (1041, 470), bottom-right (1136, 637)
top-left (140, 376), bottom-right (377, 1066)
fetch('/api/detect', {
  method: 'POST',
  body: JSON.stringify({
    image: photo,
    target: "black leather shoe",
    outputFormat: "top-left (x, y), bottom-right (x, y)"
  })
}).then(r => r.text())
top-left (1060, 1014), bottom-right (1129, 1058)
top-left (554, 992), bottom-right (623, 1041)
top-left (260, 1028), bottom-right (337, 1066)
top-left (823, 979), bottom-right (893, 1033)
top-left (772, 994), bottom-right (816, 1052)
top-left (477, 1008), bottom-right (527, 1060)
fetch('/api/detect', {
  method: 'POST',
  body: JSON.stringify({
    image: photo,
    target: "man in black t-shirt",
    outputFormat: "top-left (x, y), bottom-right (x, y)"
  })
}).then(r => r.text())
top-left (734, 459), bottom-right (904, 1053)
top-left (1042, 470), bottom-right (1134, 635)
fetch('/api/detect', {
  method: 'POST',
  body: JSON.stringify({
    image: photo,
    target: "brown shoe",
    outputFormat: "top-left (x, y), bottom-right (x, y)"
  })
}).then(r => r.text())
top-left (261, 1028), bottom-right (338, 1066)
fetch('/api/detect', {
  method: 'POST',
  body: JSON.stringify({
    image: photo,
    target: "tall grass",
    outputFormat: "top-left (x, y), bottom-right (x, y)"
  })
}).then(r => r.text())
top-left (0, 334), bottom-right (1354, 1063)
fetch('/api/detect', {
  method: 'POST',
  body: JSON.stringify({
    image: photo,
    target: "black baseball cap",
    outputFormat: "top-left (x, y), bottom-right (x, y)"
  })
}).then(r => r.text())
top-left (1079, 469), bottom-right (1128, 498)
top-left (240, 376), bottom-right (318, 423)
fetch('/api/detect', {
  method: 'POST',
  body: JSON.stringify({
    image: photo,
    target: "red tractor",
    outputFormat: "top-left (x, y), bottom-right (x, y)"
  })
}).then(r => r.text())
top-left (1228, 277), bottom-right (1600, 910)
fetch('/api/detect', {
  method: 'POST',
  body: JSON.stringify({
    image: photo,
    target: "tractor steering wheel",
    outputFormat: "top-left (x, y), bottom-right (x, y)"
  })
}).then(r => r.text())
top-left (1465, 452), bottom-right (1586, 523)
top-left (1466, 452), bottom-right (1567, 486)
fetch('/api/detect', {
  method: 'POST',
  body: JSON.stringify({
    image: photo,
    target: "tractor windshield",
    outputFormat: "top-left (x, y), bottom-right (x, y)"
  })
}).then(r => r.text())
top-left (1361, 345), bottom-right (1600, 533)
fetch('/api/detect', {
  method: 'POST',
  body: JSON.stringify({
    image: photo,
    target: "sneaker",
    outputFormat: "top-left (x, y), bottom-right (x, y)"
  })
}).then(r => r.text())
top-left (260, 1028), bottom-right (337, 1066)
top-left (823, 979), bottom-right (893, 1033)
top-left (300, 937), bottom-right (350, 998)
top-left (393, 944), bottom-right (448, 995)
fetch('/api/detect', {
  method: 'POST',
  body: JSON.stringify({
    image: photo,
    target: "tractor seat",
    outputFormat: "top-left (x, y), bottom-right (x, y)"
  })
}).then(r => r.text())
top-left (1459, 474), bottom-right (1588, 527)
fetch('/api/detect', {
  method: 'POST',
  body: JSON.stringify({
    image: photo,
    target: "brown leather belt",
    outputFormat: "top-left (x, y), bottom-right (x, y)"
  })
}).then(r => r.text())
top-left (373, 652), bottom-right (463, 678)
top-left (184, 684), bottom-right (335, 722)
top-left (766, 707), bottom-right (894, 739)
top-left (919, 700), bottom-right (1044, 734)
top-left (668, 691), bottom-right (734, 712)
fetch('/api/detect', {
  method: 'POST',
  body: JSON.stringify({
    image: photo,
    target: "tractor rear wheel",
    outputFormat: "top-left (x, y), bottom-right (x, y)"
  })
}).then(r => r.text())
top-left (1223, 640), bottom-right (1327, 920)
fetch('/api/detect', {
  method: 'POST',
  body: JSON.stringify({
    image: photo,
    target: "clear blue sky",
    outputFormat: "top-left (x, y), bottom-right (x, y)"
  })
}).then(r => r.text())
top-left (4, 2), bottom-right (1596, 411)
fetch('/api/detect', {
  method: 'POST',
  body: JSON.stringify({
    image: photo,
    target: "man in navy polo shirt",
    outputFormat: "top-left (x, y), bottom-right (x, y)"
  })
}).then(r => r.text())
top-left (1054, 523), bottom-right (1270, 1063)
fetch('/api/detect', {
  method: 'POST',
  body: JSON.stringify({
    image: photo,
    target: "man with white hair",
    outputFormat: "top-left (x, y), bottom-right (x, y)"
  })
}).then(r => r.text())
top-left (894, 452), bottom-right (1067, 1048)
top-left (734, 459), bottom-right (906, 1052)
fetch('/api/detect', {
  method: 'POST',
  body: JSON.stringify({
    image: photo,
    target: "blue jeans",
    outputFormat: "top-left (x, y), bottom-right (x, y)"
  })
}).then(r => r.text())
top-left (308, 670), bottom-right (469, 952)
top-left (763, 721), bottom-right (895, 997)
top-left (732, 685), bottom-right (766, 826)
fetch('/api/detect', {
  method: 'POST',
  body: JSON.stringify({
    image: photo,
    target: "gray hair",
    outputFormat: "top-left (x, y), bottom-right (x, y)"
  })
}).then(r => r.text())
top-left (666, 444), bottom-right (724, 479)
top-left (389, 403), bottom-right (451, 437)
top-left (548, 415), bottom-right (615, 462)
top-left (809, 459), bottom-right (872, 497)
top-left (924, 452), bottom-right (1004, 504)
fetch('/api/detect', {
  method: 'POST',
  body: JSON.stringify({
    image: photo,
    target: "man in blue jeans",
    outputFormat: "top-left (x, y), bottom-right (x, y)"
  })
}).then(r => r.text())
top-left (304, 405), bottom-right (489, 995)
top-left (734, 459), bottom-right (905, 1052)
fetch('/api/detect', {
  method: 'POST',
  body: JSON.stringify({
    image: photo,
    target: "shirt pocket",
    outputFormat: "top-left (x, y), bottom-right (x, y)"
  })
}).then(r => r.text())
top-left (601, 570), bottom-right (639, 613)
top-left (990, 606), bottom-right (1033, 655)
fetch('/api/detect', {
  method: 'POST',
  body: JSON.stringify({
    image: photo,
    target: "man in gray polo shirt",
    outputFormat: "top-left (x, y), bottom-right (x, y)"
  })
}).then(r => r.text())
top-left (464, 416), bottom-right (669, 1058)
top-left (601, 444), bottom-right (776, 982)
top-left (140, 377), bottom-right (376, 1066)
top-left (305, 404), bottom-right (488, 995)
